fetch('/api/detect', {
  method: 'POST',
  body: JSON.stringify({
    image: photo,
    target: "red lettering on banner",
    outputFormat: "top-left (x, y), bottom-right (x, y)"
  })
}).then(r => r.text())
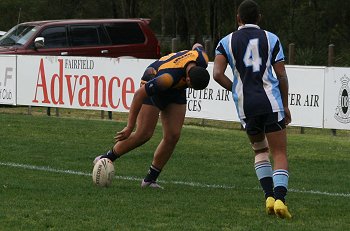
top-left (32, 58), bottom-right (136, 110)
top-left (65, 75), bottom-right (79, 105)
top-left (108, 77), bottom-right (121, 109)
top-left (122, 77), bottom-right (135, 109)
top-left (92, 76), bottom-right (107, 107)
top-left (32, 59), bottom-right (50, 103)
top-left (50, 59), bottom-right (64, 104)
top-left (78, 75), bottom-right (91, 106)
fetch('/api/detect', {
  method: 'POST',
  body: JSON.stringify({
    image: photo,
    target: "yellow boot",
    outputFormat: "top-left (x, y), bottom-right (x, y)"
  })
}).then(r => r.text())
top-left (274, 199), bottom-right (292, 219)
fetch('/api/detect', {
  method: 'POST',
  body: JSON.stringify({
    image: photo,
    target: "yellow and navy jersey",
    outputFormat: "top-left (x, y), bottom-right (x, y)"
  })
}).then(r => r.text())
top-left (142, 46), bottom-right (209, 96)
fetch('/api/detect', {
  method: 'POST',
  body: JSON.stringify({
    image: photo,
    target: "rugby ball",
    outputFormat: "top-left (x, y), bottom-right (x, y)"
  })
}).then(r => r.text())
top-left (92, 158), bottom-right (115, 187)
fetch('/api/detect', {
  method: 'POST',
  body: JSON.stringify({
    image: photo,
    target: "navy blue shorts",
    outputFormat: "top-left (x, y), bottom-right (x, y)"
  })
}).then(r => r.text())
top-left (243, 112), bottom-right (286, 136)
top-left (143, 90), bottom-right (187, 110)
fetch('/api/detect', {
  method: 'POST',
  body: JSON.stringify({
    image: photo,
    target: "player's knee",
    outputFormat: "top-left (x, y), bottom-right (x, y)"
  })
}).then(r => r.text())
top-left (254, 151), bottom-right (270, 164)
top-left (163, 132), bottom-right (181, 145)
top-left (135, 130), bottom-right (154, 144)
top-left (252, 138), bottom-right (268, 152)
top-left (252, 138), bottom-right (270, 163)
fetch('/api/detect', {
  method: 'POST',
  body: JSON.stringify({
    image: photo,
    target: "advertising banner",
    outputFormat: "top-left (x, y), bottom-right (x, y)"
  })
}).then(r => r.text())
top-left (16, 55), bottom-right (240, 121)
top-left (324, 67), bottom-right (350, 130)
top-left (285, 65), bottom-right (325, 128)
top-left (0, 55), bottom-right (16, 105)
top-left (17, 56), bottom-right (152, 112)
top-left (15, 55), bottom-right (349, 130)
top-left (186, 64), bottom-right (326, 126)
top-left (185, 62), bottom-right (239, 121)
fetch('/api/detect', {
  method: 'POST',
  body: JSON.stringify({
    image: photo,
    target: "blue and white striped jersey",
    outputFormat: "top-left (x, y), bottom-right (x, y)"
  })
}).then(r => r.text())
top-left (215, 24), bottom-right (285, 119)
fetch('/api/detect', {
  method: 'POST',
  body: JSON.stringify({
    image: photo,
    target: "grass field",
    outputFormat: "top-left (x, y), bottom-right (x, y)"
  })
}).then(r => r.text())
top-left (0, 108), bottom-right (349, 231)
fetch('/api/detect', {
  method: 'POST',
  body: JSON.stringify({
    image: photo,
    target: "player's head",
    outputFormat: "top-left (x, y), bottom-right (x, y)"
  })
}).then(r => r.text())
top-left (188, 66), bottom-right (210, 90)
top-left (237, 0), bottom-right (261, 25)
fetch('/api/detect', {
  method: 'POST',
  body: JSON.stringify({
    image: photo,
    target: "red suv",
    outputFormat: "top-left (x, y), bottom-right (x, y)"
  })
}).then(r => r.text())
top-left (0, 19), bottom-right (160, 58)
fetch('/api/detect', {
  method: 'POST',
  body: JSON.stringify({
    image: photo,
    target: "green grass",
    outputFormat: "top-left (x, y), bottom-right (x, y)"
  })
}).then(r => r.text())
top-left (0, 110), bottom-right (349, 231)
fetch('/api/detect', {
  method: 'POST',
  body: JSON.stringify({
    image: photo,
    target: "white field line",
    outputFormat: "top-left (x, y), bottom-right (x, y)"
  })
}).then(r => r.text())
top-left (1, 161), bottom-right (349, 198)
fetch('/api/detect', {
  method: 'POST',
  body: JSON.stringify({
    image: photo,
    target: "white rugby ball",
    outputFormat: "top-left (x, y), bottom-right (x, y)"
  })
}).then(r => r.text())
top-left (92, 158), bottom-right (115, 187)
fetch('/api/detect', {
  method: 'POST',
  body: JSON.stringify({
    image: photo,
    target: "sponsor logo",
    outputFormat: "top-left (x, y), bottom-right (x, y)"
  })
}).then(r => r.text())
top-left (334, 75), bottom-right (350, 123)
top-left (32, 58), bottom-right (135, 110)
top-left (0, 67), bottom-right (14, 103)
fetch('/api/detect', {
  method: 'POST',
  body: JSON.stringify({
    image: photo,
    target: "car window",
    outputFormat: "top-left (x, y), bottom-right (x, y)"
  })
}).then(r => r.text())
top-left (39, 26), bottom-right (68, 48)
top-left (104, 22), bottom-right (145, 45)
top-left (70, 25), bottom-right (108, 47)
top-left (0, 25), bottom-right (37, 46)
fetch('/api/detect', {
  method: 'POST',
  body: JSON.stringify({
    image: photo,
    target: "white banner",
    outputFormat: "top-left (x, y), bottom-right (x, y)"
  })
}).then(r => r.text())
top-left (16, 56), bottom-right (240, 121)
top-left (285, 65), bottom-right (325, 128)
top-left (185, 62), bottom-right (239, 121)
top-left (324, 67), bottom-right (350, 130)
top-left (186, 64), bottom-right (326, 127)
top-left (12, 55), bottom-right (350, 130)
top-left (0, 55), bottom-right (16, 105)
top-left (17, 56), bottom-right (152, 111)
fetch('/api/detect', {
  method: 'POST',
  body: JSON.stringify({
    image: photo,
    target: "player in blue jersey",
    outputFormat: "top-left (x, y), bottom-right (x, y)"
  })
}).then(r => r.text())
top-left (94, 43), bottom-right (210, 189)
top-left (213, 0), bottom-right (292, 218)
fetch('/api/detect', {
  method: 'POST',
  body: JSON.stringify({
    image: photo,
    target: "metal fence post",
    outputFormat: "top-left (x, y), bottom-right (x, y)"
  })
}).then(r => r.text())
top-left (171, 37), bottom-right (179, 53)
top-left (328, 44), bottom-right (337, 136)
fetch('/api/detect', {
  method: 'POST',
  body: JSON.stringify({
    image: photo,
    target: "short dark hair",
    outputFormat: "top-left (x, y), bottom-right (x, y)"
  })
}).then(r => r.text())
top-left (188, 66), bottom-right (210, 90)
top-left (238, 0), bottom-right (260, 24)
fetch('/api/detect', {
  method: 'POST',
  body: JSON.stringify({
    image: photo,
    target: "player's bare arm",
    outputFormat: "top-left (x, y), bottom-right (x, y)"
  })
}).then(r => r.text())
top-left (115, 85), bottom-right (149, 141)
top-left (273, 61), bottom-right (291, 124)
top-left (213, 54), bottom-right (233, 91)
top-left (116, 73), bottom-right (174, 141)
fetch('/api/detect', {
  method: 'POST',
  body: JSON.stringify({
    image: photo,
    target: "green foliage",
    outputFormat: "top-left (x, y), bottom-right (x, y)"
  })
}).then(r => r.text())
top-left (335, 48), bottom-right (350, 66)
top-left (295, 47), bottom-right (328, 66)
top-left (0, 112), bottom-right (350, 230)
top-left (0, 0), bottom-right (350, 65)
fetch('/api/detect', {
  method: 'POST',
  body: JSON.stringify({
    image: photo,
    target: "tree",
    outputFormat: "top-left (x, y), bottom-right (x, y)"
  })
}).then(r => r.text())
top-left (1, 0), bottom-right (350, 65)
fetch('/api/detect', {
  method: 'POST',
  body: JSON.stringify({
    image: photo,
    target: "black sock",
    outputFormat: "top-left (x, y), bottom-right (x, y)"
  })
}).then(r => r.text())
top-left (144, 165), bottom-right (161, 182)
top-left (101, 149), bottom-right (119, 162)
top-left (274, 186), bottom-right (287, 202)
top-left (260, 177), bottom-right (274, 199)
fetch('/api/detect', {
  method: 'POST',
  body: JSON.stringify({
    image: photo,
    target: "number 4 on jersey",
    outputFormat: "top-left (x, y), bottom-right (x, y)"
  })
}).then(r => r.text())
top-left (243, 38), bottom-right (262, 72)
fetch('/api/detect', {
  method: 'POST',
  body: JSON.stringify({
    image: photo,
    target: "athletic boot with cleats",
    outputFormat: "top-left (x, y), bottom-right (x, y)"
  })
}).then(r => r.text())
top-left (141, 179), bottom-right (164, 189)
top-left (265, 197), bottom-right (275, 215)
top-left (274, 199), bottom-right (292, 219)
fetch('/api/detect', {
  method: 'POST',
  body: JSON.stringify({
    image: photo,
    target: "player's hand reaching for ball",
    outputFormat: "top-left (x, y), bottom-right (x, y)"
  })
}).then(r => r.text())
top-left (115, 126), bottom-right (133, 142)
